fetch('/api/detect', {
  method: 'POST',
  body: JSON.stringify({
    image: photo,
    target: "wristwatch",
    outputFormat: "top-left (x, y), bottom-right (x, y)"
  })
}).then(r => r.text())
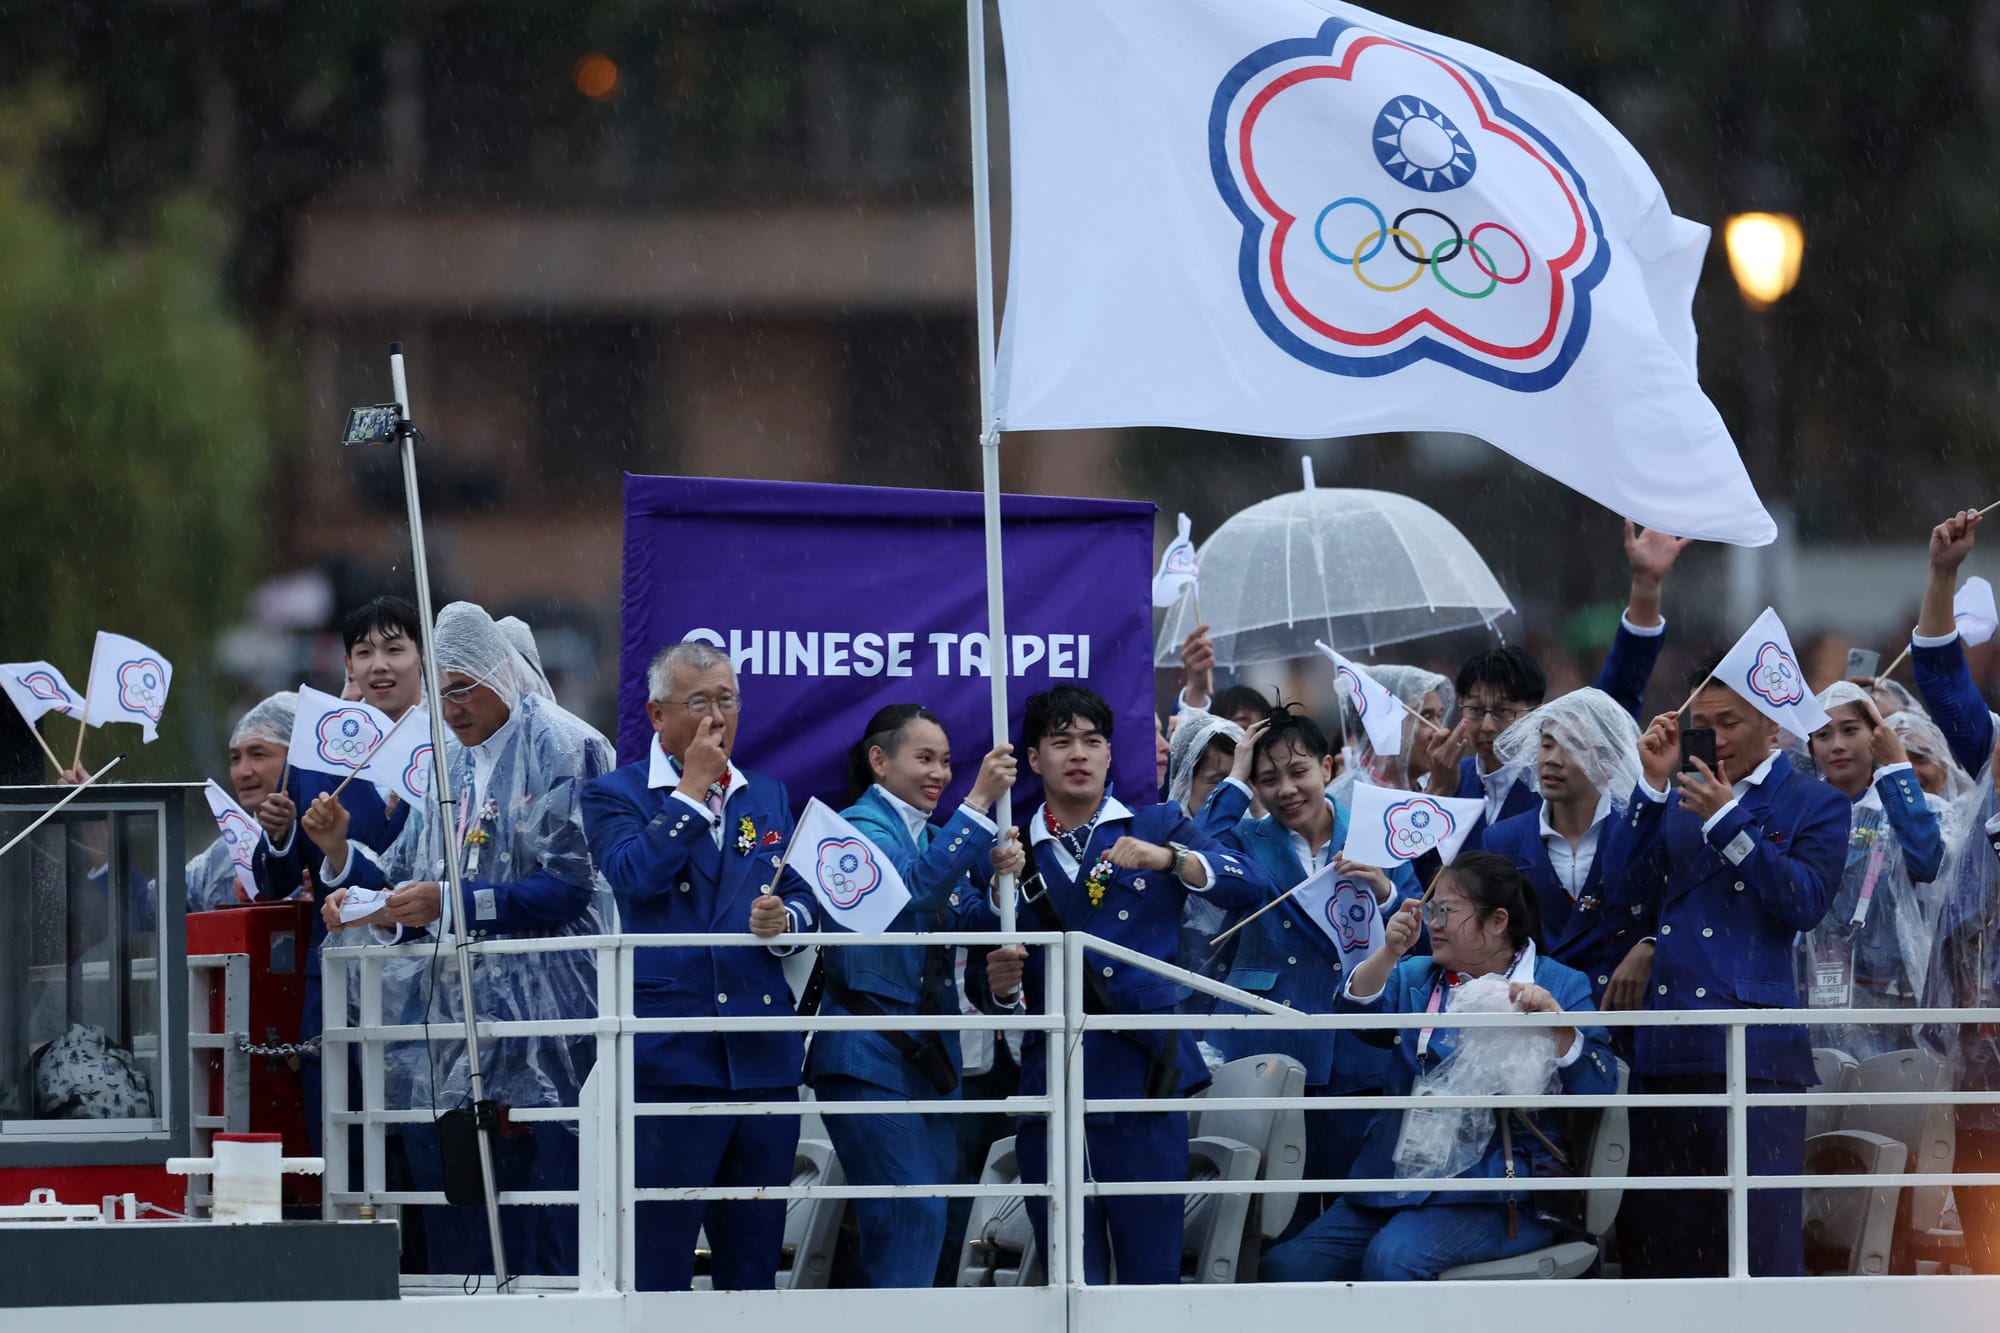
top-left (1167, 841), bottom-right (1190, 880)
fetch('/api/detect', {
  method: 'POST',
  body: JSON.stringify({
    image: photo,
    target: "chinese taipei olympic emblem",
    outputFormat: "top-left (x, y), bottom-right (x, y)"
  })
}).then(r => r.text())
top-left (1747, 642), bottom-right (1805, 708)
top-left (404, 744), bottom-right (434, 799)
top-left (116, 658), bottom-right (169, 721)
top-left (1336, 665), bottom-right (1370, 717)
top-left (815, 837), bottom-right (884, 909)
top-left (1325, 879), bottom-right (1376, 951)
top-left (218, 810), bottom-right (258, 872)
top-left (316, 708), bottom-right (384, 769)
top-left (22, 672), bottom-right (74, 711)
top-left (1383, 795), bottom-right (1455, 861)
top-left (1211, 17), bottom-right (1609, 390)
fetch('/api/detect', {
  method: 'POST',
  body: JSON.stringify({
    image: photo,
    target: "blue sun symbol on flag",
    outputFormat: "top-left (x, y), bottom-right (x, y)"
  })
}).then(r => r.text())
top-left (1373, 97), bottom-right (1476, 192)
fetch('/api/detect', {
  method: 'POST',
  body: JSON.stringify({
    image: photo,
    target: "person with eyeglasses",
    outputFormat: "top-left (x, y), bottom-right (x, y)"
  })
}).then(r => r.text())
top-left (1259, 852), bottom-right (1614, 1282)
top-left (1421, 524), bottom-right (1690, 838)
top-left (1195, 704), bottom-right (1419, 1225)
top-left (304, 601), bottom-right (618, 1280)
top-left (579, 639), bottom-right (820, 1292)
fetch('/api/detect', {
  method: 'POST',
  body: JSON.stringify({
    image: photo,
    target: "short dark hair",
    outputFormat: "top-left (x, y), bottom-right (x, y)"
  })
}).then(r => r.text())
top-left (1433, 851), bottom-right (1543, 951)
top-left (846, 703), bottom-right (944, 805)
top-left (1022, 686), bottom-right (1114, 749)
top-left (1455, 646), bottom-right (1545, 707)
top-left (1250, 702), bottom-right (1332, 766)
top-left (1211, 684), bottom-right (1274, 723)
top-left (341, 595), bottom-right (424, 656)
top-left (1686, 650), bottom-right (1728, 701)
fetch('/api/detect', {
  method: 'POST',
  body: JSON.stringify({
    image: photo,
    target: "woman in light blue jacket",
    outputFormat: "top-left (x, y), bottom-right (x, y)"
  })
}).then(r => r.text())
top-left (804, 703), bottom-right (1018, 1287)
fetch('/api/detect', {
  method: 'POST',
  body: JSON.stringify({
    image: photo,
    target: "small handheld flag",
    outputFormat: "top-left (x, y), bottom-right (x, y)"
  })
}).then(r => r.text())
top-left (1704, 607), bottom-right (1830, 736)
top-left (1956, 577), bottom-right (1998, 647)
top-left (0, 661), bottom-right (84, 724)
top-left (203, 779), bottom-right (261, 904)
top-left (1341, 782), bottom-right (1483, 867)
top-left (289, 684), bottom-right (432, 804)
top-left (79, 632), bottom-right (174, 744)
top-left (782, 798), bottom-right (913, 935)
top-left (1315, 642), bottom-right (1410, 756)
top-left (1152, 512), bottom-right (1201, 610)
top-left (1291, 861), bottom-right (1389, 975)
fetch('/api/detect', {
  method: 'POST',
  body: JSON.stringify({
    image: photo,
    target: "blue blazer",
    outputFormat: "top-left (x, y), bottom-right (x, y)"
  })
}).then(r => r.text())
top-left (1195, 780), bottom-right (1419, 1091)
top-left (977, 800), bottom-right (1270, 1103)
top-left (580, 760), bottom-right (819, 1092)
top-left (1340, 953), bottom-right (1615, 1210)
top-left (1912, 634), bottom-right (1995, 779)
top-left (1450, 619), bottom-right (1666, 833)
top-left (1609, 752), bottom-right (1849, 1085)
top-left (1477, 807), bottom-right (1654, 1007)
top-left (804, 787), bottom-right (997, 1099)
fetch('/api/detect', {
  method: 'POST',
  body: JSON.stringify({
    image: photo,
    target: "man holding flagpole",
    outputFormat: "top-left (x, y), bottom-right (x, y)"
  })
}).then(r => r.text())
top-left (580, 639), bottom-right (819, 1293)
top-left (185, 692), bottom-right (298, 912)
top-left (1609, 615), bottom-right (1849, 1278)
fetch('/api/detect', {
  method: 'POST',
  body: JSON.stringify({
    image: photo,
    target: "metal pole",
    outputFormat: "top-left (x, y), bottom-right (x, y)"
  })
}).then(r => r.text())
top-left (389, 342), bottom-right (510, 1289)
top-left (966, 0), bottom-right (1017, 933)
top-left (1726, 1022), bottom-right (1750, 1278)
top-left (0, 753), bottom-right (124, 861)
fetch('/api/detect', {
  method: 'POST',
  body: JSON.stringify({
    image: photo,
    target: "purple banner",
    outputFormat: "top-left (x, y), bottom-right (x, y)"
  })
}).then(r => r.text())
top-left (618, 474), bottom-right (1159, 819)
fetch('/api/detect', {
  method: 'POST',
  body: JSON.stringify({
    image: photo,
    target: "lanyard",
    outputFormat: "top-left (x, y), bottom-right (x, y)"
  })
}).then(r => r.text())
top-left (1417, 975), bottom-right (1455, 1061)
top-left (1851, 836), bottom-right (1889, 928)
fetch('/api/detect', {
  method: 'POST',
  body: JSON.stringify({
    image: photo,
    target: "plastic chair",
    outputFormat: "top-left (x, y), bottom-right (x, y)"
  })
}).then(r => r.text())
top-left (1826, 1047), bottom-right (1957, 1271)
top-left (1808, 1047), bottom-right (1859, 1141)
top-left (1803, 1130), bottom-right (1907, 1275)
top-left (1190, 1054), bottom-right (1308, 1242)
top-left (1439, 1058), bottom-right (1630, 1280)
top-left (1181, 1137), bottom-right (1260, 1283)
top-left (779, 1136), bottom-right (846, 1289)
top-left (956, 1136), bottom-right (1044, 1287)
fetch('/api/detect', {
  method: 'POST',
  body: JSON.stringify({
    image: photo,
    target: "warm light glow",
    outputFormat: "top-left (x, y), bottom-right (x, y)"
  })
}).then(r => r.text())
top-left (1724, 212), bottom-right (1805, 310)
top-left (573, 53), bottom-right (621, 102)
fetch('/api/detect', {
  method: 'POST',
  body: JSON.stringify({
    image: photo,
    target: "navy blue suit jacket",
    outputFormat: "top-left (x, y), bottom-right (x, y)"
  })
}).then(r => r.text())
top-left (1477, 806), bottom-right (1654, 1007)
top-left (1196, 780), bottom-right (1418, 1090)
top-left (581, 759), bottom-right (818, 1092)
top-left (1608, 753), bottom-right (1849, 1085)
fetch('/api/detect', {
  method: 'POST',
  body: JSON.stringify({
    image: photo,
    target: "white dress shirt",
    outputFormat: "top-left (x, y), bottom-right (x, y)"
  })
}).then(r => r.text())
top-left (1539, 793), bottom-right (1612, 902)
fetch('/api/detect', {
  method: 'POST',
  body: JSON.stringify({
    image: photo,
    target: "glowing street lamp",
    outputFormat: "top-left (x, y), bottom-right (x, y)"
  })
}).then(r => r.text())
top-left (1723, 212), bottom-right (1805, 311)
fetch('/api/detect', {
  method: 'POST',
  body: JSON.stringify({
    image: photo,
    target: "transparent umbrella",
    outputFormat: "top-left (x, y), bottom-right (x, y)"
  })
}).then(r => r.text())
top-left (1154, 464), bottom-right (1514, 667)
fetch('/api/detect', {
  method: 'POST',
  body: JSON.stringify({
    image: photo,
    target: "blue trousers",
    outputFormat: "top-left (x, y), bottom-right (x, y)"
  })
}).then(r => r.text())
top-left (1017, 1111), bottom-right (1187, 1285)
top-left (635, 1082), bottom-right (799, 1292)
top-left (1280, 1094), bottom-right (1375, 1240)
top-left (403, 1119), bottom-right (579, 1278)
top-left (1261, 1198), bottom-right (1557, 1281)
top-left (1620, 1072), bottom-right (1806, 1277)
top-left (812, 1074), bottom-right (957, 1287)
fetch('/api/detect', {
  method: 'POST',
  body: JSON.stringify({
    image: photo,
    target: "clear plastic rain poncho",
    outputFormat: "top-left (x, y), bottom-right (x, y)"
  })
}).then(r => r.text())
top-left (1170, 712), bottom-right (1246, 997)
top-left (1886, 709), bottom-right (1977, 813)
top-left (1393, 971), bottom-right (1560, 1180)
top-left (1492, 687), bottom-right (1640, 813)
top-left (340, 603), bottom-right (616, 1117)
top-left (1330, 663), bottom-right (1454, 804)
top-left (186, 691), bottom-right (301, 912)
top-left (497, 614), bottom-right (555, 700)
top-left (1801, 683), bottom-right (1948, 1059)
top-left (1922, 699), bottom-right (2000, 1125)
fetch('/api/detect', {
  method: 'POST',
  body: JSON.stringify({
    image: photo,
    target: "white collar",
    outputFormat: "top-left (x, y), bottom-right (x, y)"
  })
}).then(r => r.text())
top-left (1443, 939), bottom-right (1538, 988)
top-left (1538, 791), bottom-right (1611, 843)
top-left (648, 738), bottom-right (747, 799)
top-left (871, 783), bottom-right (933, 845)
top-left (1734, 750), bottom-right (1781, 795)
top-left (1028, 794), bottom-right (1134, 846)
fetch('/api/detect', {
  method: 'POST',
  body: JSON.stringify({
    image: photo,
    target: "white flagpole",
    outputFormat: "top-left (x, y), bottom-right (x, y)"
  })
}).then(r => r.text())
top-left (967, 0), bottom-right (1016, 933)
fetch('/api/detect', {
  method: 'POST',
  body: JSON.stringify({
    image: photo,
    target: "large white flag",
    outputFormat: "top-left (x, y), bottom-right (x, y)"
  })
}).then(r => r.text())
top-left (1341, 780), bottom-right (1482, 867)
top-left (1152, 512), bottom-right (1201, 609)
top-left (0, 661), bottom-right (84, 725)
top-left (993, 0), bottom-right (1773, 546)
top-left (1957, 576), bottom-right (1998, 647)
top-left (1291, 860), bottom-right (1388, 975)
top-left (80, 633), bottom-right (173, 743)
top-left (203, 779), bottom-right (261, 904)
top-left (1711, 607), bottom-right (1829, 736)
top-left (1316, 641), bottom-right (1408, 755)
top-left (785, 798), bottom-right (913, 935)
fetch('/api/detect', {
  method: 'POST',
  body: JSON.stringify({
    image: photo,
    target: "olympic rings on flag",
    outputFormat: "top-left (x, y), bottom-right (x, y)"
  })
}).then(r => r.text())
top-left (1311, 196), bottom-right (1533, 299)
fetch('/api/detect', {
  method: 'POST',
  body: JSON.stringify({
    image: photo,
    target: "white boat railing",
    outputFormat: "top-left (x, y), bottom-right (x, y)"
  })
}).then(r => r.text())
top-left (319, 929), bottom-right (2000, 1291)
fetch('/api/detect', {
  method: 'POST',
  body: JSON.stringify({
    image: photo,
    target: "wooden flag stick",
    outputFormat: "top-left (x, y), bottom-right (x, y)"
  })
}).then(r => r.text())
top-left (278, 757), bottom-right (291, 797)
top-left (1209, 881), bottom-right (1306, 947)
top-left (328, 708), bottom-right (416, 801)
top-left (1978, 499), bottom-right (2000, 517)
top-left (1410, 709), bottom-right (1452, 737)
top-left (22, 715), bottom-right (63, 775)
top-left (1875, 644), bottom-right (1912, 683)
top-left (1674, 672), bottom-right (1715, 719)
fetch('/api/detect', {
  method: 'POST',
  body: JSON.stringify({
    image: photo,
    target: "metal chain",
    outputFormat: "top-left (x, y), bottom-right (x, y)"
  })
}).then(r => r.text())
top-left (234, 1034), bottom-right (321, 1058)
